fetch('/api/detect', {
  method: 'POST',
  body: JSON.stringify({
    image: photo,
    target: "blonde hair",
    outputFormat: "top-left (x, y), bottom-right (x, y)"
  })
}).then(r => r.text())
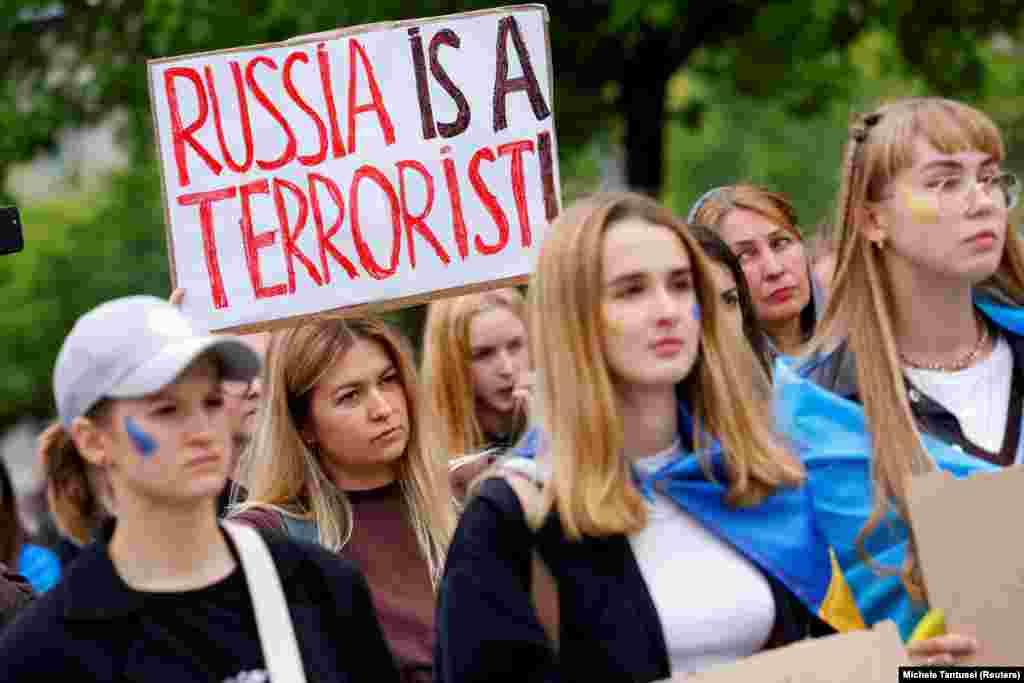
top-left (690, 184), bottom-right (802, 241)
top-left (234, 317), bottom-right (456, 584)
top-left (421, 289), bottom-right (528, 457)
top-left (808, 97), bottom-right (1024, 598)
top-left (529, 192), bottom-right (803, 539)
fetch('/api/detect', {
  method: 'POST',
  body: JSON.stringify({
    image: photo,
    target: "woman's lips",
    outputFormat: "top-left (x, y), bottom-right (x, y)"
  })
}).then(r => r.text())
top-left (652, 338), bottom-right (684, 357)
top-left (766, 286), bottom-right (797, 304)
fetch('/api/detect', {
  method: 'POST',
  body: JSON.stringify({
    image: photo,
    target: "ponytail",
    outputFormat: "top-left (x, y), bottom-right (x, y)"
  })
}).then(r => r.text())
top-left (39, 408), bottom-right (112, 547)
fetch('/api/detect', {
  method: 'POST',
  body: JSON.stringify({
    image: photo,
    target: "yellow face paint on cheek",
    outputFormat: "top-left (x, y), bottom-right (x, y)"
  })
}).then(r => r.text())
top-left (901, 185), bottom-right (941, 224)
top-left (602, 309), bottom-right (629, 337)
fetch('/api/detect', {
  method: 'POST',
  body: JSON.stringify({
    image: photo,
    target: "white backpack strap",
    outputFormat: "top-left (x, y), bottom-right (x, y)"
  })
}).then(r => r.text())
top-left (222, 521), bottom-right (308, 683)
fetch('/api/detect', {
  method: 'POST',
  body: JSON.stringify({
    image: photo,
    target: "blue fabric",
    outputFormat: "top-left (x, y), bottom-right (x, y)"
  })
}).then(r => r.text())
top-left (18, 543), bottom-right (61, 593)
top-left (773, 355), bottom-right (998, 638)
top-left (977, 297), bottom-right (1024, 334)
top-left (512, 402), bottom-right (834, 619)
top-left (774, 296), bottom-right (1024, 637)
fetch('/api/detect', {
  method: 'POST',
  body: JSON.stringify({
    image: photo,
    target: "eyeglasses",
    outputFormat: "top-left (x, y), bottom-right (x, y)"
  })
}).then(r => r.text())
top-left (929, 171), bottom-right (1021, 212)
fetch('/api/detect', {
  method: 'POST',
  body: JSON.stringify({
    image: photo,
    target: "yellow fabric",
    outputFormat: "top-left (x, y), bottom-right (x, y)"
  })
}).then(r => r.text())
top-left (818, 549), bottom-right (868, 632)
top-left (909, 609), bottom-right (946, 643)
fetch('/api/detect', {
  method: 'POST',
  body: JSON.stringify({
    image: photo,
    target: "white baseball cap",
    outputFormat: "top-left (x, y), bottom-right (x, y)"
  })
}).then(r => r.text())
top-left (54, 296), bottom-right (262, 427)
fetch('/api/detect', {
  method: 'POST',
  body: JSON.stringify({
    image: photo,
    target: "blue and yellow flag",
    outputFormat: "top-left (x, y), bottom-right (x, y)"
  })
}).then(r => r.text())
top-left (773, 355), bottom-right (997, 639)
top-left (773, 296), bottom-right (1024, 638)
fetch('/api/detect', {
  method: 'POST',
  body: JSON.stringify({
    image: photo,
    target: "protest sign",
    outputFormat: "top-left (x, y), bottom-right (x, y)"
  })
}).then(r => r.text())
top-left (147, 5), bottom-right (559, 332)
top-left (690, 620), bottom-right (908, 682)
top-left (907, 466), bottom-right (1024, 665)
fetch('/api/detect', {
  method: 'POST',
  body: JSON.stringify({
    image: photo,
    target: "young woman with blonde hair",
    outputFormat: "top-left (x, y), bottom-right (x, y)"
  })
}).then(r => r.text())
top-left (422, 288), bottom-right (531, 458)
top-left (230, 317), bottom-right (455, 683)
top-left (688, 184), bottom-right (826, 357)
top-left (435, 192), bottom-right (852, 683)
top-left (791, 97), bottom-right (1023, 661)
top-left (421, 288), bottom-right (533, 501)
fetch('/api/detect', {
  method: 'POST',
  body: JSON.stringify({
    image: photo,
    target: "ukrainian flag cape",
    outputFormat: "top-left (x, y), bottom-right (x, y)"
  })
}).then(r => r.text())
top-left (511, 400), bottom-right (861, 633)
top-left (773, 296), bottom-right (1021, 639)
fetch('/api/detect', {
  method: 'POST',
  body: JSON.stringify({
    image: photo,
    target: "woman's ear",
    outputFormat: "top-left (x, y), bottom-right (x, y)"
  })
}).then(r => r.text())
top-left (69, 416), bottom-right (111, 468)
top-left (299, 423), bottom-right (317, 450)
top-left (860, 204), bottom-right (888, 247)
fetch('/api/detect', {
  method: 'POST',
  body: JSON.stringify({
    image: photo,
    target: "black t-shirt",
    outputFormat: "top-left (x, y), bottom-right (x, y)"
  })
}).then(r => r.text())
top-left (137, 568), bottom-right (266, 683)
top-left (0, 523), bottom-right (401, 683)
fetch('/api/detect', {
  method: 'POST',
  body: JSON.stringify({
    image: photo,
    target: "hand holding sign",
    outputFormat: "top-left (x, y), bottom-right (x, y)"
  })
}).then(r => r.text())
top-left (148, 5), bottom-right (560, 333)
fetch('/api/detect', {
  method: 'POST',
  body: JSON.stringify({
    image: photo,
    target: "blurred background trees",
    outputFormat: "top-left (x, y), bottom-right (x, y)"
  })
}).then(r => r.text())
top-left (3, 0), bottom-right (1024, 427)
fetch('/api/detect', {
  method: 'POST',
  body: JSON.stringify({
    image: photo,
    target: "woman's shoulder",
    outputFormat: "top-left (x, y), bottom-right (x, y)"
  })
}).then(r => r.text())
top-left (783, 341), bottom-right (858, 399)
top-left (227, 504), bottom-right (288, 533)
top-left (452, 459), bottom-right (564, 558)
top-left (254, 527), bottom-right (370, 606)
top-left (467, 457), bottom-right (548, 519)
top-left (0, 572), bottom-right (78, 675)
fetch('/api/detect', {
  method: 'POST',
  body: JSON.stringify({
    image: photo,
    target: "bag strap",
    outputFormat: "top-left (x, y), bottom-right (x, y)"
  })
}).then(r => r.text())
top-left (222, 521), bottom-right (308, 683)
top-left (495, 465), bottom-right (560, 652)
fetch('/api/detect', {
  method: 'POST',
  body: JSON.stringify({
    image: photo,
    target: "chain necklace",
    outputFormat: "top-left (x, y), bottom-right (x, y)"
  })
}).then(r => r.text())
top-left (899, 315), bottom-right (990, 372)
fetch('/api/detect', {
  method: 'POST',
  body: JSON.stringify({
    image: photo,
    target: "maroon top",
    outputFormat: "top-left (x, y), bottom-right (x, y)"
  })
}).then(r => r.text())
top-left (231, 482), bottom-right (435, 683)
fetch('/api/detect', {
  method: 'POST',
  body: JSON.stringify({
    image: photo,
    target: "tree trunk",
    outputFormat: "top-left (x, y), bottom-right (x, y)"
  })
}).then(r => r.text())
top-left (622, 73), bottom-right (669, 197)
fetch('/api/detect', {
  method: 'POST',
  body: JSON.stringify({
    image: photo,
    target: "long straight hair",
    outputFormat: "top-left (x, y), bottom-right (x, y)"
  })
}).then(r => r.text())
top-left (807, 98), bottom-right (1024, 598)
top-left (529, 192), bottom-right (804, 539)
top-left (233, 318), bottom-right (456, 585)
top-left (421, 288), bottom-right (528, 458)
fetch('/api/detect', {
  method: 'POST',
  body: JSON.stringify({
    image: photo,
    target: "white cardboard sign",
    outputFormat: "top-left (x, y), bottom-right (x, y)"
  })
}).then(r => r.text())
top-left (147, 5), bottom-right (559, 332)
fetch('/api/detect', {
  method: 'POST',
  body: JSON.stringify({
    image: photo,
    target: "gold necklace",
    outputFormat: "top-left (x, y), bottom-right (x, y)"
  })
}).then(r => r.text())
top-left (900, 316), bottom-right (989, 372)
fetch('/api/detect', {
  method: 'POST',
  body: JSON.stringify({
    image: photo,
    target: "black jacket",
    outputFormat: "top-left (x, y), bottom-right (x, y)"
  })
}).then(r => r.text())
top-left (0, 521), bottom-right (400, 682)
top-left (434, 478), bottom-right (833, 683)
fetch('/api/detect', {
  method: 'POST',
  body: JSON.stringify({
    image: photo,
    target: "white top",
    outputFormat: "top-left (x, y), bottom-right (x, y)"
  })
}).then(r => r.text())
top-left (628, 441), bottom-right (775, 676)
top-left (904, 334), bottom-right (1013, 455)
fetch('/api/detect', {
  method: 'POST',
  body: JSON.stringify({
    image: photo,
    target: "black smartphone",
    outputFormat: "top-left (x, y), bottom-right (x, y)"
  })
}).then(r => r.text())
top-left (0, 206), bottom-right (24, 255)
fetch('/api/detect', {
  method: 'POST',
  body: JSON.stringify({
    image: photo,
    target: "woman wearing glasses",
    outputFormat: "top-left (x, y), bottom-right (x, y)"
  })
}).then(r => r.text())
top-left (809, 97), bottom-right (1022, 469)
top-left (795, 97), bottom-right (1022, 661)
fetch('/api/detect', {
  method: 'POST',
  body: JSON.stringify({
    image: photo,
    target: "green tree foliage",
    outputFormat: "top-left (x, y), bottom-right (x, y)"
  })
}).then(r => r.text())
top-left (0, 165), bottom-right (169, 425)
top-left (4, 1), bottom-right (1024, 194)
top-left (4, 1), bottom-right (1024, 427)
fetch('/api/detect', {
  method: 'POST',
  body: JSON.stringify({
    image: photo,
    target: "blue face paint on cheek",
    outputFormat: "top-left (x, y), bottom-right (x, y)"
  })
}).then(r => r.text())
top-left (692, 303), bottom-right (702, 322)
top-left (124, 417), bottom-right (158, 458)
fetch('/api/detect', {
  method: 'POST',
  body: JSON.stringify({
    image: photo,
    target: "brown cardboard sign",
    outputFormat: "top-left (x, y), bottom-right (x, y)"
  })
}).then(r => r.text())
top-left (689, 621), bottom-right (908, 682)
top-left (907, 466), bottom-right (1024, 665)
